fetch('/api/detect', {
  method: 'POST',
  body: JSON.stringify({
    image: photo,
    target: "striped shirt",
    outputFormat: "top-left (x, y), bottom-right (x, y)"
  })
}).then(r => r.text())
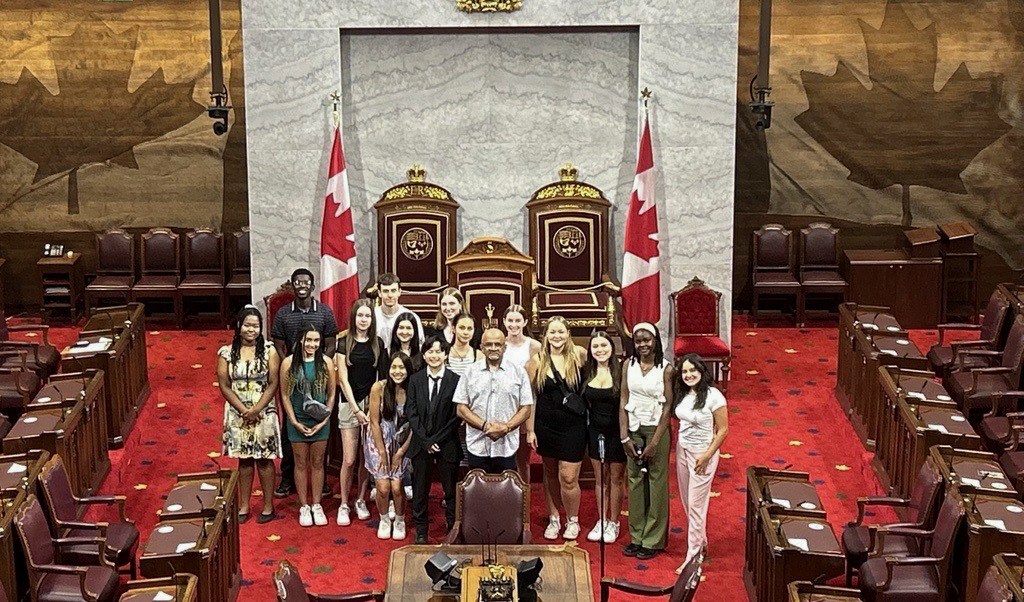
top-left (271, 299), bottom-right (339, 353)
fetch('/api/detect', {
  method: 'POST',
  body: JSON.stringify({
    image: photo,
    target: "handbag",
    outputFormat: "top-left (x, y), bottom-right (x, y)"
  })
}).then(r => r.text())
top-left (297, 374), bottom-right (331, 422)
top-left (552, 365), bottom-right (587, 417)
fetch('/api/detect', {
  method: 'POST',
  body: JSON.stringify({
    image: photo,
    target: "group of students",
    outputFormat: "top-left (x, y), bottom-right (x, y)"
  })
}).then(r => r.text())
top-left (215, 269), bottom-right (728, 568)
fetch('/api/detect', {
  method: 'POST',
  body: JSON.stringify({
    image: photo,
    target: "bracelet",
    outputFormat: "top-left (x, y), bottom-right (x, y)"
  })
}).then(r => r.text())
top-left (620, 437), bottom-right (631, 444)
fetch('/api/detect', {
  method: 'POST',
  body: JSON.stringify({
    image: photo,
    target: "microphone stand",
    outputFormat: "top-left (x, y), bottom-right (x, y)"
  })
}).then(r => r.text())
top-left (597, 433), bottom-right (606, 580)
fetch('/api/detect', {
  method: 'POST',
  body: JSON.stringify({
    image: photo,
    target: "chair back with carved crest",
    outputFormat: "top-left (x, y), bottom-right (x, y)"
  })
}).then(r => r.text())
top-left (526, 164), bottom-right (620, 334)
top-left (374, 166), bottom-right (460, 321)
top-left (447, 238), bottom-right (535, 331)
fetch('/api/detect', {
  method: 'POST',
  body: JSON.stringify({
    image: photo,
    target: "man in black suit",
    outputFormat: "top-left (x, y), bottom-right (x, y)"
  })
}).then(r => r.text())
top-left (405, 334), bottom-right (462, 543)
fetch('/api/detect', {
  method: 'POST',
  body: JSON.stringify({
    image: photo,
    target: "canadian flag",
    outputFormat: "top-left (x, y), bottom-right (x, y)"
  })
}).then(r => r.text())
top-left (621, 115), bottom-right (661, 330)
top-left (319, 127), bottom-right (360, 331)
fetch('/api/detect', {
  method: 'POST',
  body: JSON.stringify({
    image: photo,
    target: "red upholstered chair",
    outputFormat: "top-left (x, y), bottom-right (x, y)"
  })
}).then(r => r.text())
top-left (263, 281), bottom-right (295, 327)
top-left (445, 469), bottom-right (531, 545)
top-left (226, 228), bottom-right (252, 312)
top-left (273, 560), bottom-right (384, 602)
top-left (842, 461), bottom-right (944, 586)
top-left (856, 490), bottom-right (964, 601)
top-left (928, 290), bottom-right (1013, 381)
top-left (947, 315), bottom-right (1024, 419)
top-left (752, 224), bottom-right (802, 325)
top-left (0, 350), bottom-right (42, 421)
top-left (600, 546), bottom-right (704, 602)
top-left (13, 494), bottom-right (120, 602)
top-left (179, 228), bottom-right (227, 326)
top-left (38, 455), bottom-right (139, 578)
top-left (798, 223), bottom-right (848, 320)
top-left (131, 227), bottom-right (182, 328)
top-left (84, 229), bottom-right (135, 314)
top-left (670, 277), bottom-right (730, 393)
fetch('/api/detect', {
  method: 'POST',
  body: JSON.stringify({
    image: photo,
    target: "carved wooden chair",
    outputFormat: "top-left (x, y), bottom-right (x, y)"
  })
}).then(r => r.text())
top-left (446, 237), bottom-right (535, 330)
top-left (273, 560), bottom-right (384, 602)
top-left (445, 469), bottom-right (531, 545)
top-left (670, 276), bottom-right (731, 392)
top-left (85, 229), bottom-right (135, 314)
top-left (752, 224), bottom-right (801, 325)
top-left (179, 228), bottom-right (227, 326)
top-left (798, 222), bottom-right (848, 320)
top-left (131, 227), bottom-right (182, 328)
top-left (600, 546), bottom-right (704, 601)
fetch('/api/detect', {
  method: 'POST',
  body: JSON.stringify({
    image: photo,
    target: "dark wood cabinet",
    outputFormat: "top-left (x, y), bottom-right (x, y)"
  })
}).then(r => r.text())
top-left (841, 250), bottom-right (943, 328)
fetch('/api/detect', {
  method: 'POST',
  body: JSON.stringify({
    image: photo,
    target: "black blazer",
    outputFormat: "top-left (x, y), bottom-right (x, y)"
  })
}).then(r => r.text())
top-left (405, 368), bottom-right (462, 462)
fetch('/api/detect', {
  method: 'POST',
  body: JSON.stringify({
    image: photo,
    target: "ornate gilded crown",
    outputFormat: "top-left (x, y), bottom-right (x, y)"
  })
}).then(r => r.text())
top-left (559, 163), bottom-right (578, 181)
top-left (455, 0), bottom-right (521, 13)
top-left (407, 164), bottom-right (426, 182)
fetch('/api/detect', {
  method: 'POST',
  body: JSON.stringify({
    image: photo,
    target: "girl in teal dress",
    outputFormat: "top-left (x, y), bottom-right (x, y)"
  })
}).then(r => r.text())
top-left (280, 323), bottom-right (336, 527)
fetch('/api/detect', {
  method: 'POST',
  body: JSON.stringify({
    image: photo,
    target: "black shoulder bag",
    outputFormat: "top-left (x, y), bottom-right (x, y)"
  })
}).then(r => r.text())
top-left (552, 365), bottom-right (587, 417)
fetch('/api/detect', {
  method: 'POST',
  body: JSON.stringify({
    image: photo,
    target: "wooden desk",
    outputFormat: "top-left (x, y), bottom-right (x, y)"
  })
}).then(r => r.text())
top-left (744, 466), bottom-right (826, 582)
top-left (749, 507), bottom-right (845, 602)
top-left (37, 255), bottom-right (84, 320)
top-left (384, 545), bottom-right (592, 601)
top-left (928, 445), bottom-right (1018, 497)
top-left (850, 330), bottom-right (928, 449)
top-left (0, 449), bottom-right (48, 496)
top-left (139, 514), bottom-right (240, 602)
top-left (842, 250), bottom-right (943, 328)
top-left (979, 554), bottom-right (1024, 602)
top-left (2, 371), bottom-right (110, 497)
top-left (62, 304), bottom-right (150, 448)
top-left (0, 485), bottom-right (33, 602)
top-left (158, 470), bottom-right (240, 527)
top-left (119, 574), bottom-right (199, 602)
top-left (955, 493), bottom-right (1024, 602)
top-left (837, 303), bottom-right (903, 410)
top-left (875, 367), bottom-right (979, 500)
top-left (787, 581), bottom-right (863, 601)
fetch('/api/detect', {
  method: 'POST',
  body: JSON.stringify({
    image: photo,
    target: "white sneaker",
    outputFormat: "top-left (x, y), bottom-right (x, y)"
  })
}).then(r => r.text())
top-left (311, 504), bottom-right (328, 526)
top-left (544, 516), bottom-right (561, 540)
top-left (603, 521), bottom-right (620, 543)
top-left (355, 499), bottom-right (371, 520)
top-left (392, 517), bottom-right (407, 540)
top-left (377, 516), bottom-right (392, 539)
top-left (404, 485), bottom-right (413, 499)
top-left (563, 517), bottom-right (580, 540)
top-left (298, 505), bottom-right (313, 527)
top-left (388, 500), bottom-right (396, 520)
top-left (587, 520), bottom-right (605, 542)
top-left (336, 504), bottom-right (351, 526)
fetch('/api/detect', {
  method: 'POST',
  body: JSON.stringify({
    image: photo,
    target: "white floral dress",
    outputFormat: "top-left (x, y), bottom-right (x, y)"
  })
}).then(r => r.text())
top-left (219, 346), bottom-right (282, 459)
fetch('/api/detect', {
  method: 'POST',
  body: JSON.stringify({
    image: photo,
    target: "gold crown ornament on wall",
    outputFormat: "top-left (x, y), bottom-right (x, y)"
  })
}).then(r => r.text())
top-left (407, 164), bottom-right (426, 182)
top-left (456, 0), bottom-right (521, 13)
top-left (559, 162), bottom-right (578, 181)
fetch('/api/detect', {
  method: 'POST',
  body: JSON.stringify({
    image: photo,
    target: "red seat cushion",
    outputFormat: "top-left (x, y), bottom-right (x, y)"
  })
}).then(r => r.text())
top-left (179, 274), bottom-right (225, 289)
top-left (858, 557), bottom-right (939, 596)
top-left (38, 565), bottom-right (118, 602)
top-left (674, 336), bottom-right (730, 358)
top-left (85, 276), bottom-right (134, 291)
top-left (132, 275), bottom-right (179, 291)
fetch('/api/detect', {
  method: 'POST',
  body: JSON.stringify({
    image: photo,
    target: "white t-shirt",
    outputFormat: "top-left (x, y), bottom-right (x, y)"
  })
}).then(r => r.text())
top-left (675, 387), bottom-right (727, 452)
top-left (375, 304), bottom-right (424, 348)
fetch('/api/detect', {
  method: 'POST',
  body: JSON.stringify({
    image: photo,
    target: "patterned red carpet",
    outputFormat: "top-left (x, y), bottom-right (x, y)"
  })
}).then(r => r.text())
top-left (21, 316), bottom-right (942, 600)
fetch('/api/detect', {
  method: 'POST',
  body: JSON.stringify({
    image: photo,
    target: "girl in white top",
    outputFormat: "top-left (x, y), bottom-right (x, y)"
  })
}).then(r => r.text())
top-left (673, 353), bottom-right (729, 570)
top-left (619, 323), bottom-right (675, 560)
top-left (502, 304), bottom-right (540, 370)
top-left (503, 304), bottom-right (541, 485)
top-left (446, 313), bottom-right (482, 375)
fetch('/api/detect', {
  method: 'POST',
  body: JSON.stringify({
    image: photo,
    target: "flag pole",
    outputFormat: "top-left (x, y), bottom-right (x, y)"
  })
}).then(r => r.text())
top-left (330, 90), bottom-right (341, 129)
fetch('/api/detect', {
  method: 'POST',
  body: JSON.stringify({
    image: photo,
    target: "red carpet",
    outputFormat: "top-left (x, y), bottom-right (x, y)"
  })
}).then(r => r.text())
top-left (15, 316), bottom-right (944, 600)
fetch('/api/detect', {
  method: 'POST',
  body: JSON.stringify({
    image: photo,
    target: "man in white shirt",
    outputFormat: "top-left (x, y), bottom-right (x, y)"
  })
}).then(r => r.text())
top-left (373, 272), bottom-right (424, 347)
top-left (454, 329), bottom-right (533, 473)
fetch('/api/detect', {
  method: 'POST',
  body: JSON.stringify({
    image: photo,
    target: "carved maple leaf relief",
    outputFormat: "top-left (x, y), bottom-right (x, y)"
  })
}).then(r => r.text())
top-left (0, 22), bottom-right (203, 214)
top-left (795, 2), bottom-right (1011, 227)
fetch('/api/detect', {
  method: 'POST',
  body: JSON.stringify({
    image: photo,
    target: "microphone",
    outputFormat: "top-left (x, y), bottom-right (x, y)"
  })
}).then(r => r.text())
top-left (598, 434), bottom-right (605, 462)
top-left (196, 495), bottom-right (209, 542)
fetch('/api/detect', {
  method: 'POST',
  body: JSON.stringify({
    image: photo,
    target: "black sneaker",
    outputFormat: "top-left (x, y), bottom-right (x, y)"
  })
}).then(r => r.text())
top-left (622, 543), bottom-right (641, 557)
top-left (273, 482), bottom-right (294, 498)
top-left (636, 547), bottom-right (659, 560)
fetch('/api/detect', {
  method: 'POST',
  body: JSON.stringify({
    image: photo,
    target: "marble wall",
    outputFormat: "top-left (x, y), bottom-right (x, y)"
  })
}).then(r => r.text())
top-left (242, 0), bottom-right (739, 340)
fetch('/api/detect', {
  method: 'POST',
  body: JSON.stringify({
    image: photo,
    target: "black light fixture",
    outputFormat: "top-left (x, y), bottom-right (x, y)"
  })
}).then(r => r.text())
top-left (424, 552), bottom-right (461, 591)
top-left (207, 0), bottom-right (231, 135)
top-left (750, 0), bottom-right (774, 130)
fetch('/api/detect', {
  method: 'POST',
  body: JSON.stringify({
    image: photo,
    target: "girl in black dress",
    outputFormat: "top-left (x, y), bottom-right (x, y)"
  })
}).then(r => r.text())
top-left (582, 331), bottom-right (625, 543)
top-left (526, 316), bottom-right (588, 540)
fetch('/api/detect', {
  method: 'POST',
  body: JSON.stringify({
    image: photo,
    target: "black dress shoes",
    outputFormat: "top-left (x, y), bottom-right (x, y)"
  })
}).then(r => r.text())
top-left (622, 543), bottom-right (641, 557)
top-left (274, 482), bottom-right (294, 498)
top-left (635, 547), bottom-right (659, 560)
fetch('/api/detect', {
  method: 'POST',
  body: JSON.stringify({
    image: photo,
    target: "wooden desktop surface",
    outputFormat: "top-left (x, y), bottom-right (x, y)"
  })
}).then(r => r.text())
top-left (385, 544), bottom-right (592, 601)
